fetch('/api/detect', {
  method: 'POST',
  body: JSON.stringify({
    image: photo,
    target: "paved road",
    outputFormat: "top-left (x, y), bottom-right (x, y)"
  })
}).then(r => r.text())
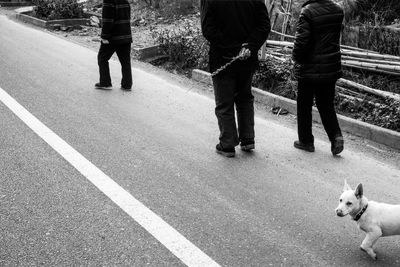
top-left (1, 14), bottom-right (399, 266)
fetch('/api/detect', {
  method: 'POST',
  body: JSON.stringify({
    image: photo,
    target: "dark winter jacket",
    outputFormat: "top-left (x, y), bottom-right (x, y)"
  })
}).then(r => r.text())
top-left (101, 0), bottom-right (132, 44)
top-left (292, 0), bottom-right (344, 81)
top-left (200, 0), bottom-right (271, 72)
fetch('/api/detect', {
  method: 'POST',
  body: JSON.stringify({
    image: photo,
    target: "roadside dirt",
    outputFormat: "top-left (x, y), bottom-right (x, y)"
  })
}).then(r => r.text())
top-left (49, 20), bottom-right (157, 55)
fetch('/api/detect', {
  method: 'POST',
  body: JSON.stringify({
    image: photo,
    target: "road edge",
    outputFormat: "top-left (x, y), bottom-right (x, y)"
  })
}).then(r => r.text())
top-left (192, 69), bottom-right (400, 151)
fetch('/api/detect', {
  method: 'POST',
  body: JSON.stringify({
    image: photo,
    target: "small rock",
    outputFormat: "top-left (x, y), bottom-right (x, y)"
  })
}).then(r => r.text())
top-left (60, 26), bottom-right (72, 31)
top-left (90, 16), bottom-right (100, 27)
top-left (49, 24), bottom-right (61, 31)
top-left (72, 25), bottom-right (83, 31)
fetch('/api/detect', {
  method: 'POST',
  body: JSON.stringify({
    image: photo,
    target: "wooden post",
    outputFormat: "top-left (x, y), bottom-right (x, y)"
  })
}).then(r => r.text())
top-left (280, 0), bottom-right (293, 41)
top-left (261, 0), bottom-right (276, 60)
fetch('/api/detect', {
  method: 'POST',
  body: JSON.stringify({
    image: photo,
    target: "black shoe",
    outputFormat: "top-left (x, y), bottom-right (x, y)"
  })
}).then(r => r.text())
top-left (95, 83), bottom-right (112, 90)
top-left (240, 139), bottom-right (255, 151)
top-left (294, 140), bottom-right (315, 152)
top-left (121, 86), bottom-right (132, 91)
top-left (331, 136), bottom-right (344, 155)
top-left (216, 143), bottom-right (235, 157)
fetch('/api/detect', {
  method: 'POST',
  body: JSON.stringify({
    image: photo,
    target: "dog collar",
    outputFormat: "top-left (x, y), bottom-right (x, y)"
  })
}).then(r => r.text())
top-left (353, 204), bottom-right (368, 221)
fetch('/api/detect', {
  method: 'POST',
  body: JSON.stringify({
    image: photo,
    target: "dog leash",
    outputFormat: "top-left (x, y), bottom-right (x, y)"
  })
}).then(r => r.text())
top-left (210, 55), bottom-right (242, 78)
top-left (187, 55), bottom-right (241, 92)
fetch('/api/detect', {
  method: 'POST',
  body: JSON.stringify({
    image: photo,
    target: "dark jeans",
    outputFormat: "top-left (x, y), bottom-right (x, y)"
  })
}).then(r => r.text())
top-left (297, 79), bottom-right (342, 143)
top-left (97, 42), bottom-right (132, 89)
top-left (212, 61), bottom-right (256, 148)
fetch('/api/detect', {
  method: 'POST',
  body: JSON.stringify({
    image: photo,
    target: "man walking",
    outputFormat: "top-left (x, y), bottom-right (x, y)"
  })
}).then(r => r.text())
top-left (96, 0), bottom-right (133, 91)
top-left (201, 0), bottom-right (270, 157)
top-left (292, 0), bottom-right (344, 155)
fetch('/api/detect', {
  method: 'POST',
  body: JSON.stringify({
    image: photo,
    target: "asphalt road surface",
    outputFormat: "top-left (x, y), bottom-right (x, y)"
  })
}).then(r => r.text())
top-left (1, 13), bottom-right (399, 266)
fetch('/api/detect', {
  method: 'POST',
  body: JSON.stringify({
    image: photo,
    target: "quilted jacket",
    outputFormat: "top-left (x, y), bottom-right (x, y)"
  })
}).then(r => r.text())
top-left (292, 0), bottom-right (344, 81)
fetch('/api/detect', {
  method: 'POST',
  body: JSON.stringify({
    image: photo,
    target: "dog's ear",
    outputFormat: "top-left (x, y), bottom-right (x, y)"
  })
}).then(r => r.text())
top-left (355, 183), bottom-right (363, 199)
top-left (343, 179), bottom-right (352, 191)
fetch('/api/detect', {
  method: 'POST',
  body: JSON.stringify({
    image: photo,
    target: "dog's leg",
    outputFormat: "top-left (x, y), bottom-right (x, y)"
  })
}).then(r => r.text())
top-left (360, 230), bottom-right (381, 260)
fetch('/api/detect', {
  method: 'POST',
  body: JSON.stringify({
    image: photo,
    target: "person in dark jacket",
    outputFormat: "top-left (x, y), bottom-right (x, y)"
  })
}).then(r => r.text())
top-left (95, 0), bottom-right (133, 90)
top-left (292, 0), bottom-right (344, 155)
top-left (201, 0), bottom-right (270, 157)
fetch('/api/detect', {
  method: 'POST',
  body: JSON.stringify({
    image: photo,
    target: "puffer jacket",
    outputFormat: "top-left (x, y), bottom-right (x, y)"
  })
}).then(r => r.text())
top-left (292, 0), bottom-right (344, 81)
top-left (101, 0), bottom-right (132, 44)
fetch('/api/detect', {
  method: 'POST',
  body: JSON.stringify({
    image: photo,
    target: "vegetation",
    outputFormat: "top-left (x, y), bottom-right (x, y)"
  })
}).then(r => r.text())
top-left (135, 0), bottom-right (198, 17)
top-left (353, 0), bottom-right (400, 24)
top-left (151, 18), bottom-right (208, 72)
top-left (66, 0), bottom-right (400, 132)
top-left (253, 58), bottom-right (297, 100)
top-left (32, 0), bottom-right (84, 20)
top-left (150, 13), bottom-right (400, 132)
top-left (336, 94), bottom-right (400, 131)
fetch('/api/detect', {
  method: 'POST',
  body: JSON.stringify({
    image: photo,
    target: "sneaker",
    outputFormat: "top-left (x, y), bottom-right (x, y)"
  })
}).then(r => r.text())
top-left (293, 140), bottom-right (315, 152)
top-left (216, 143), bottom-right (235, 158)
top-left (331, 136), bottom-right (344, 155)
top-left (240, 139), bottom-right (255, 151)
top-left (95, 83), bottom-right (112, 90)
top-left (120, 86), bottom-right (132, 91)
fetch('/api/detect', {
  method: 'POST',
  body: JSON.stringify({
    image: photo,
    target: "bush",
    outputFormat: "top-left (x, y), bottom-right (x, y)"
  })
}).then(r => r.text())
top-left (342, 24), bottom-right (400, 56)
top-left (150, 18), bottom-right (208, 71)
top-left (336, 95), bottom-right (400, 131)
top-left (253, 57), bottom-right (297, 100)
top-left (32, 0), bottom-right (84, 20)
top-left (356, 0), bottom-right (400, 24)
top-left (138, 0), bottom-right (198, 17)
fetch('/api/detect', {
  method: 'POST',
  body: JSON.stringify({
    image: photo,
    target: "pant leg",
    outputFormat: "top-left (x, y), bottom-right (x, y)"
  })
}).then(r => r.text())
top-left (314, 80), bottom-right (342, 141)
top-left (234, 61), bottom-right (255, 142)
top-left (297, 80), bottom-right (315, 143)
top-left (212, 70), bottom-right (239, 148)
top-left (97, 43), bottom-right (115, 86)
top-left (115, 43), bottom-right (133, 89)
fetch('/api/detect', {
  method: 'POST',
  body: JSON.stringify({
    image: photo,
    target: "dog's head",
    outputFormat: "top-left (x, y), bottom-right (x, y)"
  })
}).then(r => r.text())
top-left (335, 180), bottom-right (364, 217)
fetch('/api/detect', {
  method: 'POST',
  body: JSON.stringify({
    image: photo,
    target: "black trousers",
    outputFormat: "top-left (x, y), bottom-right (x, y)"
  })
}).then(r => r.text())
top-left (212, 61), bottom-right (256, 148)
top-left (297, 79), bottom-right (342, 143)
top-left (97, 42), bottom-right (132, 89)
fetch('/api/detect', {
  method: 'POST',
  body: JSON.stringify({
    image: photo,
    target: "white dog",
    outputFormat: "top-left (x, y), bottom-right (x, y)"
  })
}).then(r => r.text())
top-left (335, 180), bottom-right (400, 260)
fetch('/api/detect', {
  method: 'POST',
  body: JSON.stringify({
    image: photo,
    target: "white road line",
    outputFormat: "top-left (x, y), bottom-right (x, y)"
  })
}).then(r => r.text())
top-left (0, 87), bottom-right (221, 267)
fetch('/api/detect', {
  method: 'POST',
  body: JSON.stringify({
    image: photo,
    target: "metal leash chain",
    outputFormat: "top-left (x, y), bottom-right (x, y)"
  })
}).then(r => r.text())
top-left (210, 55), bottom-right (242, 78)
top-left (187, 55), bottom-right (242, 92)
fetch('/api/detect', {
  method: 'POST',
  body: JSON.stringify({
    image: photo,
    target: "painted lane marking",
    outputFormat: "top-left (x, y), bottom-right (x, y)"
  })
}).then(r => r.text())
top-left (0, 87), bottom-right (220, 267)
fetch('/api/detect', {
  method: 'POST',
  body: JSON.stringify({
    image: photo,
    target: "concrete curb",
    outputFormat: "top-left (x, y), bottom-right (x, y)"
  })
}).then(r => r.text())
top-left (132, 45), bottom-right (162, 60)
top-left (192, 69), bottom-right (400, 150)
top-left (0, 1), bottom-right (32, 7)
top-left (14, 8), bottom-right (90, 29)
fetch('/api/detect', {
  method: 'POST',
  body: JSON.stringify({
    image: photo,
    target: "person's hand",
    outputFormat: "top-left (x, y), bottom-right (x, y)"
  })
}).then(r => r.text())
top-left (238, 47), bottom-right (251, 60)
top-left (101, 38), bottom-right (110, 44)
